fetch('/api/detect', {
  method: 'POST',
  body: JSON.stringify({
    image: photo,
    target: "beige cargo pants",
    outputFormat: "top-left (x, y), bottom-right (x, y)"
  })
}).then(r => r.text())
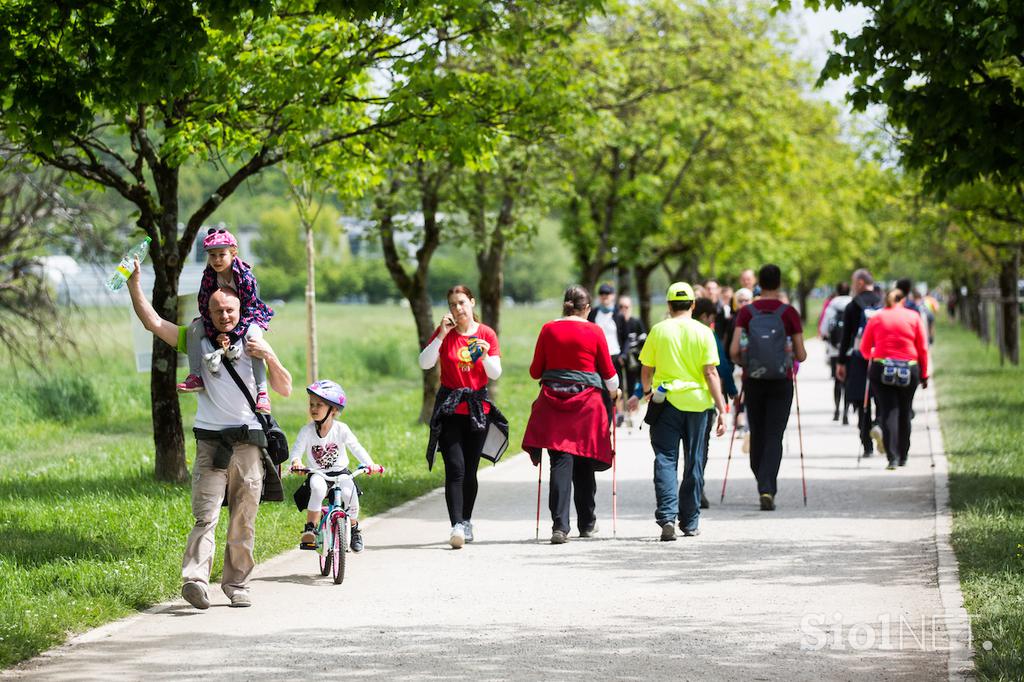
top-left (181, 440), bottom-right (264, 598)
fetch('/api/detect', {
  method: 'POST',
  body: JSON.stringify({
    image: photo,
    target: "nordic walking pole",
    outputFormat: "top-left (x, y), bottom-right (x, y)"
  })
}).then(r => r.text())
top-left (720, 390), bottom-right (743, 503)
top-left (612, 403), bottom-right (618, 538)
top-left (534, 457), bottom-right (542, 542)
top-left (794, 373), bottom-right (808, 507)
top-left (923, 379), bottom-right (936, 468)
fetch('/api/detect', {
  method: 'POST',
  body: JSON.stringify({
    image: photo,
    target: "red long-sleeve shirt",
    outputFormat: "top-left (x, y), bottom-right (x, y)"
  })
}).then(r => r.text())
top-left (859, 306), bottom-right (929, 379)
top-left (529, 319), bottom-right (616, 381)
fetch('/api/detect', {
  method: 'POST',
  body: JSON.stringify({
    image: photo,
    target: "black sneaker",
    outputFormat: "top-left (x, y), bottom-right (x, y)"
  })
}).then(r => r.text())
top-left (579, 522), bottom-right (599, 538)
top-left (350, 524), bottom-right (364, 553)
top-left (759, 493), bottom-right (775, 511)
top-left (299, 522), bottom-right (316, 549)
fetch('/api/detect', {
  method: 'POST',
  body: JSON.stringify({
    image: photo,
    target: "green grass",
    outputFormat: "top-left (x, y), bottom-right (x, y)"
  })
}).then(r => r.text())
top-left (0, 302), bottom-right (554, 668)
top-left (934, 320), bottom-right (1024, 681)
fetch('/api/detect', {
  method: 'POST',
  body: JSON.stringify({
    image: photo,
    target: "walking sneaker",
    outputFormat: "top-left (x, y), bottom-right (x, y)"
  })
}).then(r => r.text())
top-left (449, 523), bottom-right (465, 549)
top-left (842, 410), bottom-right (850, 425)
top-left (700, 492), bottom-right (710, 509)
top-left (181, 581), bottom-right (210, 610)
top-left (350, 523), bottom-right (364, 553)
top-left (898, 457), bottom-right (908, 467)
top-left (886, 461), bottom-right (897, 471)
top-left (550, 530), bottom-right (569, 544)
top-left (660, 523), bottom-right (677, 542)
top-left (176, 374), bottom-right (205, 393)
top-left (229, 591), bottom-right (251, 608)
top-left (681, 526), bottom-right (701, 537)
top-left (579, 522), bottom-right (599, 538)
top-left (870, 425), bottom-right (886, 456)
top-left (759, 493), bottom-right (775, 511)
top-left (299, 522), bottom-right (316, 549)
top-left (463, 521), bottom-right (474, 543)
top-left (255, 391), bottom-right (271, 414)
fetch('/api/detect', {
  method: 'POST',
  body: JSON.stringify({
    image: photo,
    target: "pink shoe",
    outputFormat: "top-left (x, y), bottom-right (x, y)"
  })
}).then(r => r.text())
top-left (177, 374), bottom-right (205, 393)
top-left (256, 391), bottom-right (271, 414)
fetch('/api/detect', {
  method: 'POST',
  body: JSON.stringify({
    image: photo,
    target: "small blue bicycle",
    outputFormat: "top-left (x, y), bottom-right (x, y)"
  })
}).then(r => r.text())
top-left (290, 464), bottom-right (384, 584)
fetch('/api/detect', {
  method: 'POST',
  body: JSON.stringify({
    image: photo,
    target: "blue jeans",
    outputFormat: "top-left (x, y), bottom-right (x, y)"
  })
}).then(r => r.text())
top-left (650, 403), bottom-right (708, 531)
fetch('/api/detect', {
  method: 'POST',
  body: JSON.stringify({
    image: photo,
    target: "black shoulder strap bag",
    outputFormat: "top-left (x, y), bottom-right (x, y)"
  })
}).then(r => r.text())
top-left (222, 358), bottom-right (290, 465)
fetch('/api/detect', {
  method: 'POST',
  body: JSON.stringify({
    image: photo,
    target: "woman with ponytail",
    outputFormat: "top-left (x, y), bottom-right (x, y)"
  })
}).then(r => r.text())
top-left (859, 287), bottom-right (930, 469)
top-left (523, 285), bottom-right (620, 544)
top-left (421, 285), bottom-right (508, 549)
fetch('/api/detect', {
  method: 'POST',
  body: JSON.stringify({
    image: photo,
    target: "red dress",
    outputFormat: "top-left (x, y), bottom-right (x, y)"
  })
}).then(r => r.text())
top-left (522, 318), bottom-right (617, 469)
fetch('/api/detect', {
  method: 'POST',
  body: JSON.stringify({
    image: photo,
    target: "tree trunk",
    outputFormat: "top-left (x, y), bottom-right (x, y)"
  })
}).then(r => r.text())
top-left (377, 167), bottom-right (445, 424)
top-left (410, 291), bottom-right (441, 424)
top-left (305, 220), bottom-right (318, 384)
top-left (474, 175), bottom-right (511, 337)
top-left (616, 263), bottom-right (631, 298)
top-left (998, 249), bottom-right (1020, 365)
top-left (635, 263), bottom-right (655, 331)
top-left (149, 261), bottom-right (188, 483)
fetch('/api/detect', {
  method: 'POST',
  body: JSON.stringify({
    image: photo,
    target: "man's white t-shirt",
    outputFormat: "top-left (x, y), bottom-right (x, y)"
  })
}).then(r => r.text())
top-left (290, 421), bottom-right (374, 473)
top-left (593, 309), bottom-right (621, 356)
top-left (191, 336), bottom-right (262, 431)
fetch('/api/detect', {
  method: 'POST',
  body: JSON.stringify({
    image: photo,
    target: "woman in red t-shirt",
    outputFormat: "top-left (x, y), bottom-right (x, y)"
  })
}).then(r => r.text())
top-left (523, 285), bottom-right (619, 545)
top-left (419, 285), bottom-right (502, 549)
top-left (860, 288), bottom-right (929, 469)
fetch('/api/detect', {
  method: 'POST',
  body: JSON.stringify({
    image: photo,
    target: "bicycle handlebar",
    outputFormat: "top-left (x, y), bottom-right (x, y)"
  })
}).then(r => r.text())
top-left (289, 464), bottom-right (385, 477)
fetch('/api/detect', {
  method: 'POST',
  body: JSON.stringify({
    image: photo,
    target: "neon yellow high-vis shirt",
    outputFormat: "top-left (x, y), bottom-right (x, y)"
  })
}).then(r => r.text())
top-left (638, 315), bottom-right (720, 413)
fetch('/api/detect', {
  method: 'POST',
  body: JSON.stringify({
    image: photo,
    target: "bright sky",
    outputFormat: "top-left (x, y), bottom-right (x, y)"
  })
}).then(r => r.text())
top-left (783, 3), bottom-right (873, 110)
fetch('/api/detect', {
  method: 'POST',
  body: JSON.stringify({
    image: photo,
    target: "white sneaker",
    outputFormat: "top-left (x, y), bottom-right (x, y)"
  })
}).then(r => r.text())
top-left (463, 521), bottom-right (474, 543)
top-left (870, 425), bottom-right (886, 455)
top-left (449, 523), bottom-right (465, 549)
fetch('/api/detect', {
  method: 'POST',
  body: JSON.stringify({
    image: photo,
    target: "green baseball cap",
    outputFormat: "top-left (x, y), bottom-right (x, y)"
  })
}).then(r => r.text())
top-left (667, 281), bottom-right (695, 302)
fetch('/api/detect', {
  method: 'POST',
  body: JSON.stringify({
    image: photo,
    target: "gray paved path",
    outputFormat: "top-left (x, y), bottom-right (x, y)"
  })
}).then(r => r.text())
top-left (6, 340), bottom-right (970, 680)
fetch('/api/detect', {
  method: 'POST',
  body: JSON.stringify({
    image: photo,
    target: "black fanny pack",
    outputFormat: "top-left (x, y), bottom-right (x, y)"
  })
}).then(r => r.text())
top-left (878, 359), bottom-right (914, 387)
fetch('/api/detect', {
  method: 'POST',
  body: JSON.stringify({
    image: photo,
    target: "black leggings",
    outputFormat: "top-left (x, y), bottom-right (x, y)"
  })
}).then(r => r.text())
top-left (548, 451), bottom-right (597, 533)
top-left (869, 363), bottom-right (920, 464)
top-left (439, 415), bottom-right (485, 526)
top-left (830, 357), bottom-right (847, 415)
top-left (745, 378), bottom-right (794, 496)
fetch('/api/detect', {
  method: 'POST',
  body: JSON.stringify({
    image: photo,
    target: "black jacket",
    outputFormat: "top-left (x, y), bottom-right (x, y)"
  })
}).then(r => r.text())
top-left (838, 289), bottom-right (883, 364)
top-left (426, 386), bottom-right (509, 471)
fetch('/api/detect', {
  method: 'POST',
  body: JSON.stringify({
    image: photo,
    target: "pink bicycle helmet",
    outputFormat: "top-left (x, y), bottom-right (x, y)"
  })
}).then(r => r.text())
top-left (203, 227), bottom-right (238, 251)
top-left (307, 380), bottom-right (346, 411)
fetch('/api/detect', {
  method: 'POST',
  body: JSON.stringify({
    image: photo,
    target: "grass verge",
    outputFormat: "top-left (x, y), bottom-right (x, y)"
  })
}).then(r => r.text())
top-left (0, 302), bottom-right (553, 668)
top-left (934, 320), bottom-right (1024, 681)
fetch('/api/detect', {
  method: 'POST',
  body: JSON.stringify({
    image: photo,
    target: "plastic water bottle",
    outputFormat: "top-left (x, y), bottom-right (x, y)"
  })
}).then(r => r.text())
top-left (652, 384), bottom-right (668, 403)
top-left (106, 236), bottom-right (152, 291)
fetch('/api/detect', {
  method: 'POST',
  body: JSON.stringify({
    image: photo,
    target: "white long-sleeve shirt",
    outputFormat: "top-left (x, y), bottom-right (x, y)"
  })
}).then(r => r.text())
top-left (418, 331), bottom-right (503, 380)
top-left (290, 420), bottom-right (375, 473)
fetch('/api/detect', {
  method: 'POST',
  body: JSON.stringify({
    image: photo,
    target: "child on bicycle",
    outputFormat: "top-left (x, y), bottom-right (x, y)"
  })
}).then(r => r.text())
top-left (177, 227), bottom-right (275, 414)
top-left (291, 380), bottom-right (377, 553)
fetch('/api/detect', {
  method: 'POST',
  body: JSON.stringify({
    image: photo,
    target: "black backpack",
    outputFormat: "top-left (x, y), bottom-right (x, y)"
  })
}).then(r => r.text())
top-left (746, 304), bottom-right (792, 380)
